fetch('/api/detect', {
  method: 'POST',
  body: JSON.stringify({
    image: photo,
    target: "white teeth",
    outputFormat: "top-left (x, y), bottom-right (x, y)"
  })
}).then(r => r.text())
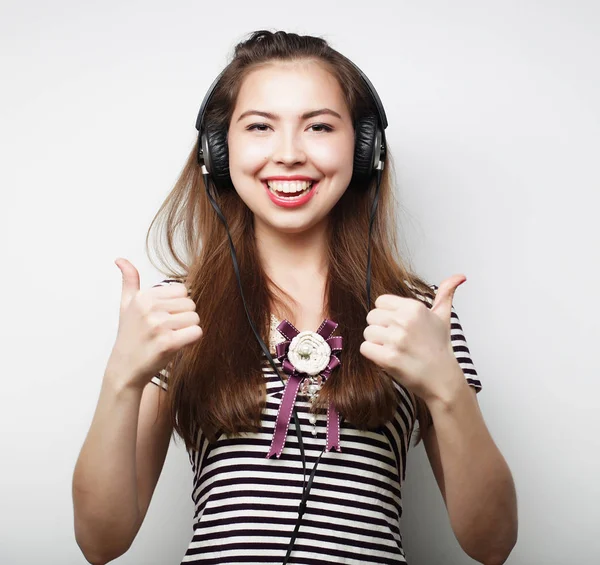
top-left (266, 180), bottom-right (313, 193)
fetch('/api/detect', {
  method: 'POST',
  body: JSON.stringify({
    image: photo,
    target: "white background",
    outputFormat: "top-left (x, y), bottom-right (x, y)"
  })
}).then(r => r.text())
top-left (1, 1), bottom-right (598, 563)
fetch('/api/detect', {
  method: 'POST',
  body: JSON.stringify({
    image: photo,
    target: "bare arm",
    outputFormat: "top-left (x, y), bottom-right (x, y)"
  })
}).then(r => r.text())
top-left (423, 374), bottom-right (518, 565)
top-left (72, 368), bottom-right (172, 564)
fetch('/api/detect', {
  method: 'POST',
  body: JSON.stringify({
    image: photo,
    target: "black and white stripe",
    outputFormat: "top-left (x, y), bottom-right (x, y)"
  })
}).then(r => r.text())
top-left (150, 280), bottom-right (481, 564)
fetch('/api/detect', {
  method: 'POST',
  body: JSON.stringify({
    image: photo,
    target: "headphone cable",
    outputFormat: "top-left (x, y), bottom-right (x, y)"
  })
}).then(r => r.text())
top-left (201, 167), bottom-right (383, 563)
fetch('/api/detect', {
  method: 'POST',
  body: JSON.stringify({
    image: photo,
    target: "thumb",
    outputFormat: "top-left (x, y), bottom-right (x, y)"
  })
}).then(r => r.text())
top-left (430, 274), bottom-right (467, 324)
top-left (115, 257), bottom-right (140, 308)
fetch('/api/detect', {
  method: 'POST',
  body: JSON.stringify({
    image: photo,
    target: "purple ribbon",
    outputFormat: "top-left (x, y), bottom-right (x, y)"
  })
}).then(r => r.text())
top-left (266, 318), bottom-right (343, 458)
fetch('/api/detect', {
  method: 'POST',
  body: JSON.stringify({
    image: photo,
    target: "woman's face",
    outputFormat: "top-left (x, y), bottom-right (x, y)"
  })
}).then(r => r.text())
top-left (227, 60), bottom-right (355, 235)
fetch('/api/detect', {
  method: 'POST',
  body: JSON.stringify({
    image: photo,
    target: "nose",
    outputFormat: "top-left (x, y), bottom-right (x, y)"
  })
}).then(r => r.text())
top-left (272, 129), bottom-right (306, 166)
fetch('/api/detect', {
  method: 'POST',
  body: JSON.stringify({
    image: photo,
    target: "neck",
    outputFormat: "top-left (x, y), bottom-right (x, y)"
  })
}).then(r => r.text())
top-left (255, 218), bottom-right (329, 282)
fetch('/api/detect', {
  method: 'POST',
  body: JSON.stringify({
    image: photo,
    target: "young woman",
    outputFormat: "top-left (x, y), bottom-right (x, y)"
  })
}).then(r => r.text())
top-left (73, 30), bottom-right (517, 565)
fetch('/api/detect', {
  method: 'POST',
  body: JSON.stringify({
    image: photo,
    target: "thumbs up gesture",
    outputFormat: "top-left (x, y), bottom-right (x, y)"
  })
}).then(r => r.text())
top-left (106, 258), bottom-right (203, 390)
top-left (359, 274), bottom-right (467, 403)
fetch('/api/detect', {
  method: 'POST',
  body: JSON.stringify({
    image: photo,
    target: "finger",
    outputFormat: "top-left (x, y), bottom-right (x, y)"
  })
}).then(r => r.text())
top-left (366, 308), bottom-right (396, 327)
top-left (364, 324), bottom-right (398, 346)
top-left (157, 296), bottom-right (198, 314)
top-left (116, 258), bottom-right (141, 307)
top-left (164, 310), bottom-right (201, 331)
top-left (151, 280), bottom-right (190, 298)
top-left (171, 324), bottom-right (204, 349)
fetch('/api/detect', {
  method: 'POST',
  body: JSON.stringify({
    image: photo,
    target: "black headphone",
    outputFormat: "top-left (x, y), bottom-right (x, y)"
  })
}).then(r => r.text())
top-left (195, 58), bottom-right (388, 191)
top-left (193, 56), bottom-right (388, 564)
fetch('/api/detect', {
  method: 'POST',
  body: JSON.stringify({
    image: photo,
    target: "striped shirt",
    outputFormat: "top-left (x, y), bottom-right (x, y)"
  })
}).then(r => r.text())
top-left (150, 280), bottom-right (482, 564)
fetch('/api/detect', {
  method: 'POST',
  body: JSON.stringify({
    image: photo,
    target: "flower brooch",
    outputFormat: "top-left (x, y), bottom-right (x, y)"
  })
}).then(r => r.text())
top-left (266, 317), bottom-right (343, 458)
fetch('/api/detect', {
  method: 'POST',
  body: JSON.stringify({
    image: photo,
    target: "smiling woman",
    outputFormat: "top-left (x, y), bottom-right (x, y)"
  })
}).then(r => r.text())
top-left (73, 29), bottom-right (516, 565)
top-left (227, 59), bottom-right (355, 227)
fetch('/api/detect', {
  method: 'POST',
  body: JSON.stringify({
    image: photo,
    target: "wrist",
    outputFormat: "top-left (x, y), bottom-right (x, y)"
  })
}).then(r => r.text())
top-left (103, 363), bottom-right (145, 395)
top-left (422, 359), bottom-right (470, 410)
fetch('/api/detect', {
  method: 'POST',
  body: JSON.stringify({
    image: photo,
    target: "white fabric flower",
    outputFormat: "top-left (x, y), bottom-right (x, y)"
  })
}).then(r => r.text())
top-left (287, 330), bottom-right (332, 376)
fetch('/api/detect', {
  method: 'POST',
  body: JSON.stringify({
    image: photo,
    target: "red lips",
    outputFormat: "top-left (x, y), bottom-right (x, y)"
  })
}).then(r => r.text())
top-left (263, 179), bottom-right (319, 208)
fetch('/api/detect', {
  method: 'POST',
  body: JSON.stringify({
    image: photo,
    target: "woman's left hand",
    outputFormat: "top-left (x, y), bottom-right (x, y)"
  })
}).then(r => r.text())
top-left (359, 274), bottom-right (467, 402)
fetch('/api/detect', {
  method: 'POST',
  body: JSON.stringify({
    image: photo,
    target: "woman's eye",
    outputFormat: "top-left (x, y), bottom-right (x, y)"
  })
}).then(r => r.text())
top-left (309, 123), bottom-right (334, 133)
top-left (247, 123), bottom-right (270, 132)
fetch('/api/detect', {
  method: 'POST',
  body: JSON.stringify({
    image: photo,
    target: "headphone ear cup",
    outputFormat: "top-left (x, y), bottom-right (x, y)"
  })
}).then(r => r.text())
top-left (352, 114), bottom-right (378, 187)
top-left (204, 123), bottom-right (232, 190)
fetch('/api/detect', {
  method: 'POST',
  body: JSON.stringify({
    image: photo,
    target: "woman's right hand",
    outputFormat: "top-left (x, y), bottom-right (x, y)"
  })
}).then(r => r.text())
top-left (106, 257), bottom-right (203, 390)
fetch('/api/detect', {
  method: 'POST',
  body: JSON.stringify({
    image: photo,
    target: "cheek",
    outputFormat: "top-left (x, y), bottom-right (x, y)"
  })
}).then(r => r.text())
top-left (311, 141), bottom-right (355, 186)
top-left (227, 135), bottom-right (269, 174)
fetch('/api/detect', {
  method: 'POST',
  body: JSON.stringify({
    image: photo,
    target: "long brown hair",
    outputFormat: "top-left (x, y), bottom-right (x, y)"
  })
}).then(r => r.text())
top-left (147, 30), bottom-right (435, 452)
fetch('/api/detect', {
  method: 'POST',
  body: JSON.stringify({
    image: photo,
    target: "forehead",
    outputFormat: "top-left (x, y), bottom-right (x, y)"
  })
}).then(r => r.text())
top-left (233, 60), bottom-right (350, 118)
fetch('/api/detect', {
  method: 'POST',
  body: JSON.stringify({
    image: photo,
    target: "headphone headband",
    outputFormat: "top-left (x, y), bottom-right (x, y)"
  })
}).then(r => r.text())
top-left (195, 58), bottom-right (387, 133)
top-left (195, 54), bottom-right (388, 189)
top-left (195, 68), bottom-right (227, 132)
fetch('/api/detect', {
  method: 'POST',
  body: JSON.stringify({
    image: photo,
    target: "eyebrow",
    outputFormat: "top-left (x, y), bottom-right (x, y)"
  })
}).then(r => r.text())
top-left (236, 108), bottom-right (343, 122)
